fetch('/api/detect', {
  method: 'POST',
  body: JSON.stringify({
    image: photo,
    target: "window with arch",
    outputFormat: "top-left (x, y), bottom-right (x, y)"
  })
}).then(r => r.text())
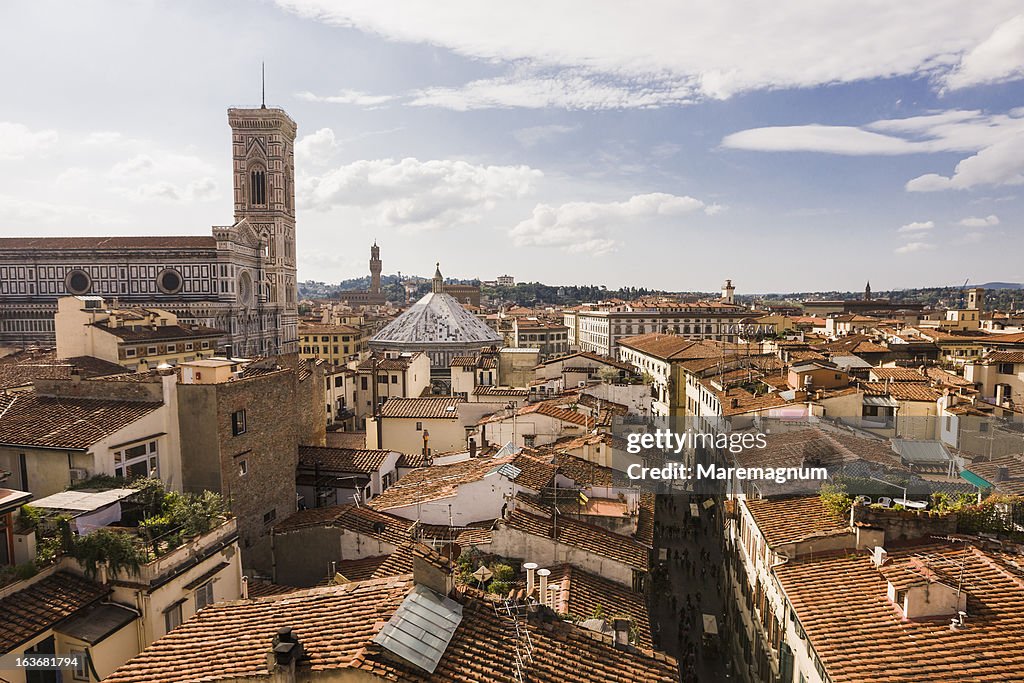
top-left (250, 166), bottom-right (267, 205)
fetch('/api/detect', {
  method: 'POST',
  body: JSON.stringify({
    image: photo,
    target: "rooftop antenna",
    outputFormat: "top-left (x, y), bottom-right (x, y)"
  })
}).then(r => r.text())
top-left (261, 62), bottom-right (266, 109)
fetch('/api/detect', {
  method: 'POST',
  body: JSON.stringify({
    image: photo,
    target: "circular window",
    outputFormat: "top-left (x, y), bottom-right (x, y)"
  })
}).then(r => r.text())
top-left (157, 268), bottom-right (183, 294)
top-left (65, 269), bottom-right (92, 295)
top-left (238, 271), bottom-right (253, 307)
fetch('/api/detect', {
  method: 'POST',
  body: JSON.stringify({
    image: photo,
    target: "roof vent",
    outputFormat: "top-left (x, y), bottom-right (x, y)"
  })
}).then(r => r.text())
top-left (271, 627), bottom-right (305, 667)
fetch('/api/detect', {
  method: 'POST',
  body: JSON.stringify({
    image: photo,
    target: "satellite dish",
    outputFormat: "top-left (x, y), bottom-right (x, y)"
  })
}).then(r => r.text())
top-left (472, 565), bottom-right (493, 584)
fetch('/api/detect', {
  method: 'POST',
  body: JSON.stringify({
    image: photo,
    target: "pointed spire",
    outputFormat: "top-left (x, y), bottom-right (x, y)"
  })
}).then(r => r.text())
top-left (432, 262), bottom-right (444, 293)
top-left (261, 62), bottom-right (266, 109)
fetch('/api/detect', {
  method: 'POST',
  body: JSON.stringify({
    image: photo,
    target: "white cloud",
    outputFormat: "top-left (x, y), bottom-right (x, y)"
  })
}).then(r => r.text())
top-left (130, 177), bottom-right (218, 202)
top-left (898, 220), bottom-right (934, 233)
top-left (278, 0), bottom-right (1024, 106)
top-left (296, 89), bottom-right (394, 106)
top-left (0, 194), bottom-right (127, 225)
top-left (513, 124), bottom-right (579, 147)
top-left (509, 192), bottom-right (714, 255)
top-left (959, 214), bottom-right (1000, 227)
top-left (298, 158), bottom-right (542, 231)
top-left (894, 241), bottom-right (936, 254)
top-left (296, 128), bottom-right (339, 164)
top-left (722, 109), bottom-right (1024, 192)
top-left (944, 14), bottom-right (1024, 90)
top-left (408, 71), bottom-right (695, 111)
top-left (905, 133), bottom-right (1024, 191)
top-left (109, 154), bottom-right (156, 179)
top-left (0, 122), bottom-right (58, 160)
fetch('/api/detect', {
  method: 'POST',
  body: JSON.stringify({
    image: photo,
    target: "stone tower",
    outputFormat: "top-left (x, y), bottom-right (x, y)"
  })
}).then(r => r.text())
top-left (432, 263), bottom-right (444, 294)
top-left (721, 279), bottom-right (735, 305)
top-left (370, 242), bottom-right (382, 295)
top-left (227, 106), bottom-right (298, 354)
top-left (864, 281), bottom-right (872, 301)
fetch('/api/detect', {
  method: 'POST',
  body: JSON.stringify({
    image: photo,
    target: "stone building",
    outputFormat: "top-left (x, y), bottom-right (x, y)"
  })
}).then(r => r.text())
top-left (0, 106), bottom-right (299, 357)
top-left (176, 355), bottom-right (326, 575)
top-left (337, 242), bottom-right (387, 306)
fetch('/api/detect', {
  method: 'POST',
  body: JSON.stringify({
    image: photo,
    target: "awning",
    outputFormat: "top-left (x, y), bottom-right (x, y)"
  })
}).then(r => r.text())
top-left (863, 396), bottom-right (899, 408)
top-left (960, 470), bottom-right (991, 488)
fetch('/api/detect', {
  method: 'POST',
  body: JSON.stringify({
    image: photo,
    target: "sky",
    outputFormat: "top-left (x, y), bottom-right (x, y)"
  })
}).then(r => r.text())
top-left (1, 1), bottom-right (1022, 293)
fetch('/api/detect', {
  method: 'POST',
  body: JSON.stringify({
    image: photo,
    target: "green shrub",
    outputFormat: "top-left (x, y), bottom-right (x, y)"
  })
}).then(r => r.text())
top-left (490, 562), bottom-right (515, 583)
top-left (487, 580), bottom-right (513, 595)
top-left (70, 529), bottom-right (146, 579)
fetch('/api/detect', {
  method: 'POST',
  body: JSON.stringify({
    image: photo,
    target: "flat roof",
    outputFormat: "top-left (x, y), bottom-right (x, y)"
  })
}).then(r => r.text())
top-left (32, 488), bottom-right (137, 513)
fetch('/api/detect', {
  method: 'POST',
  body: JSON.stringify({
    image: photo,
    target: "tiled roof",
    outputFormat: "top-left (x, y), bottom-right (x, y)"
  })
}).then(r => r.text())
top-left (985, 351), bottom-right (1024, 364)
top-left (368, 456), bottom-right (514, 511)
top-left (922, 366), bottom-right (974, 386)
top-left (869, 367), bottom-right (927, 382)
top-left (774, 542), bottom-right (1024, 682)
top-left (617, 334), bottom-right (708, 360)
top-left (509, 452), bottom-right (558, 491)
top-left (732, 428), bottom-right (901, 471)
top-left (0, 236), bottom-right (217, 250)
top-left (963, 455), bottom-right (1024, 495)
top-left (397, 452), bottom-right (430, 468)
top-left (357, 353), bottom-right (425, 371)
top-left (819, 335), bottom-right (890, 355)
top-left (504, 508), bottom-right (649, 572)
top-left (299, 323), bottom-right (361, 335)
top-left (546, 564), bottom-right (653, 649)
top-left (377, 397), bottom-right (464, 419)
top-left (517, 401), bottom-right (595, 428)
top-left (297, 446), bottom-right (392, 474)
top-left (636, 493), bottom-right (655, 548)
top-left (106, 575), bottom-right (678, 683)
top-left (272, 504), bottom-right (413, 546)
top-left (0, 391), bottom-right (163, 449)
top-left (0, 350), bottom-right (130, 390)
top-left (861, 381), bottom-right (942, 402)
top-left (472, 385), bottom-right (529, 396)
top-left (554, 452), bottom-right (615, 488)
top-left (743, 496), bottom-right (848, 548)
top-left (0, 571), bottom-right (108, 651)
top-left (97, 323), bottom-right (224, 342)
top-left (245, 581), bottom-right (303, 599)
top-left (336, 556), bottom-right (390, 582)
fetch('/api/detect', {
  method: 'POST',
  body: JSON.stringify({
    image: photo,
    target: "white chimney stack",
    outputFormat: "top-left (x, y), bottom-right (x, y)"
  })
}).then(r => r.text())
top-left (537, 568), bottom-right (550, 606)
top-left (523, 562), bottom-right (538, 597)
top-left (242, 575), bottom-right (249, 600)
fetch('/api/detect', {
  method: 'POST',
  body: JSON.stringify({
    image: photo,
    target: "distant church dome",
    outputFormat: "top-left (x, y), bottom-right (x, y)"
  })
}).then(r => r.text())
top-left (370, 265), bottom-right (501, 369)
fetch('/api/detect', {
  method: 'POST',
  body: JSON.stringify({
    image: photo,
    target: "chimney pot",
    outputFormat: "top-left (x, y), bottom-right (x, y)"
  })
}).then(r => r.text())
top-left (537, 568), bottom-right (550, 606)
top-left (523, 562), bottom-right (538, 596)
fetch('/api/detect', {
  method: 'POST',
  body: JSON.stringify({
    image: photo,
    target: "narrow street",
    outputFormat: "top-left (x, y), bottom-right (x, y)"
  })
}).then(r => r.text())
top-left (650, 492), bottom-right (733, 683)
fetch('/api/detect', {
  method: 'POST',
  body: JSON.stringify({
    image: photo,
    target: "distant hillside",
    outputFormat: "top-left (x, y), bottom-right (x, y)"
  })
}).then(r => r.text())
top-left (978, 282), bottom-right (1024, 290)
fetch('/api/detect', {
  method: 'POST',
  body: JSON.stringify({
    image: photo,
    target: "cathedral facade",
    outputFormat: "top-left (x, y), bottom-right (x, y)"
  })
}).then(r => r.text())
top-left (0, 107), bottom-right (299, 356)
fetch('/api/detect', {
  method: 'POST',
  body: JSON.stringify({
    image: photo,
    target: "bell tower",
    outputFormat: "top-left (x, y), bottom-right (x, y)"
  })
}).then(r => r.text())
top-left (227, 106), bottom-right (298, 353)
top-left (370, 242), bottom-right (382, 295)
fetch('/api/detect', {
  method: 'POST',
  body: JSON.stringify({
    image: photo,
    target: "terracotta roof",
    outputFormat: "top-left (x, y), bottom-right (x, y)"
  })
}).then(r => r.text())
top-left (96, 323), bottom-right (223, 342)
top-left (517, 401), bottom-right (595, 428)
top-left (617, 334), bottom-right (708, 360)
top-left (0, 235), bottom-right (217, 250)
top-left (272, 504), bottom-right (413, 546)
top-left (733, 428), bottom-right (901, 471)
top-left (336, 556), bottom-right (390, 582)
top-left (106, 575), bottom-right (678, 683)
top-left (554, 452), bottom-right (616, 489)
top-left (775, 542), bottom-right (1024, 682)
top-left (509, 452), bottom-right (558, 491)
top-left (357, 353), bottom-right (425, 371)
top-left (0, 350), bottom-right (130, 390)
top-left (963, 455), bottom-right (1024, 495)
top-left (377, 397), bottom-right (464, 419)
top-left (472, 385), bottom-right (529, 396)
top-left (503, 508), bottom-right (649, 572)
top-left (743, 496), bottom-right (848, 548)
top-left (985, 351), bottom-right (1024, 364)
top-left (546, 563), bottom-right (653, 648)
top-left (299, 323), bottom-right (361, 335)
top-left (0, 391), bottom-right (163, 449)
top-left (297, 446), bottom-right (393, 474)
top-left (922, 366), bottom-right (974, 387)
top-left (397, 453), bottom-right (430, 468)
top-left (819, 335), bottom-right (890, 355)
top-left (368, 456), bottom-right (515, 511)
top-left (861, 381), bottom-right (942, 402)
top-left (245, 581), bottom-right (303, 599)
top-left (636, 493), bottom-right (655, 548)
top-left (869, 367), bottom-right (927, 382)
top-left (0, 571), bottom-right (108, 652)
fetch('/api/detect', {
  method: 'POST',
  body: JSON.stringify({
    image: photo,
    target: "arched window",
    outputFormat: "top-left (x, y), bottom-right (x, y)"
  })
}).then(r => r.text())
top-left (250, 167), bottom-right (266, 205)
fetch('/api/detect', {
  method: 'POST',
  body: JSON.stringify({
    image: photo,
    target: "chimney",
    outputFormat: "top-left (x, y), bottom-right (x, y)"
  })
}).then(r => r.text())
top-left (224, 344), bottom-right (233, 361)
top-left (612, 618), bottom-right (630, 649)
top-left (412, 551), bottom-right (454, 596)
top-left (537, 568), bottom-right (550, 606)
top-left (468, 437), bottom-right (477, 459)
top-left (730, 397), bottom-right (740, 409)
top-left (523, 562), bottom-right (538, 597)
top-left (271, 627), bottom-right (304, 667)
top-left (997, 466), bottom-right (1010, 482)
top-left (242, 575), bottom-right (249, 600)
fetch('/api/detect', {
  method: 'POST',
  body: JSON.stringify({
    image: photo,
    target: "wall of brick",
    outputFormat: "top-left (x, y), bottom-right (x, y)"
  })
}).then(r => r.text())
top-left (852, 504), bottom-right (957, 542)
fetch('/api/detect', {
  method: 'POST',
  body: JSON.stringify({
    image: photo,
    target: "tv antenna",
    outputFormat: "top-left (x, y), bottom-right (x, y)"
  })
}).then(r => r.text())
top-left (261, 62), bottom-right (266, 109)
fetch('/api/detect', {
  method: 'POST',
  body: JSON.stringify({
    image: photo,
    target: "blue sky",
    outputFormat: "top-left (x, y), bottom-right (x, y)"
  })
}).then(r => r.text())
top-left (1, 0), bottom-right (1022, 293)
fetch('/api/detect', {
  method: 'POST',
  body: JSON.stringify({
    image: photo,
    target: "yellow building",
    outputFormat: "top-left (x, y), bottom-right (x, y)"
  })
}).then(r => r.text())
top-left (55, 296), bottom-right (222, 371)
top-left (299, 323), bottom-right (365, 364)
